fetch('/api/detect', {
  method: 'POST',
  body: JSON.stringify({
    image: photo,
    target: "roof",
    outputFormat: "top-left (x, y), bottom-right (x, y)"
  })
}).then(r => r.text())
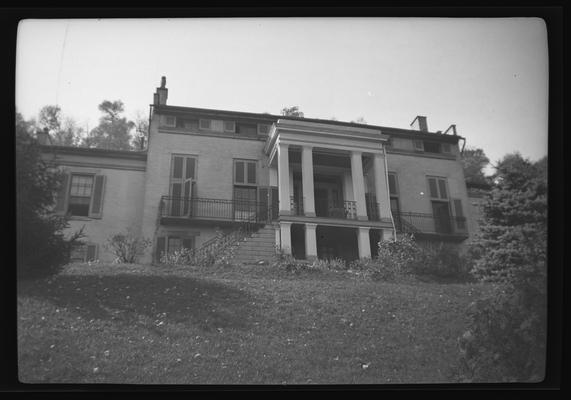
top-left (153, 104), bottom-right (464, 143)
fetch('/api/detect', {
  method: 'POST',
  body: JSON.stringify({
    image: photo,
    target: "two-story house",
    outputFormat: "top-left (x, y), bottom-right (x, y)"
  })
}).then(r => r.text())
top-left (40, 77), bottom-right (472, 265)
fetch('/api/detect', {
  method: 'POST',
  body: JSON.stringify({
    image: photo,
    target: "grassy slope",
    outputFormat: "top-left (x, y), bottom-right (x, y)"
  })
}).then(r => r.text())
top-left (17, 263), bottom-right (490, 384)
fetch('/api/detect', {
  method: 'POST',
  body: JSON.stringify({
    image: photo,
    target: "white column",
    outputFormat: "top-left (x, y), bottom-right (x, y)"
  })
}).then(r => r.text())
top-left (301, 146), bottom-right (316, 217)
top-left (373, 152), bottom-right (392, 220)
top-left (304, 223), bottom-right (318, 260)
top-left (278, 142), bottom-right (291, 215)
top-left (351, 151), bottom-right (368, 220)
top-left (382, 228), bottom-right (395, 241)
top-left (280, 221), bottom-right (292, 255)
top-left (357, 226), bottom-right (371, 259)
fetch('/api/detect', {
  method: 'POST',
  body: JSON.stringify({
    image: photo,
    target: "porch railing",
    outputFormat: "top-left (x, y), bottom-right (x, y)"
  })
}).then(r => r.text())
top-left (393, 211), bottom-right (468, 236)
top-left (159, 196), bottom-right (272, 224)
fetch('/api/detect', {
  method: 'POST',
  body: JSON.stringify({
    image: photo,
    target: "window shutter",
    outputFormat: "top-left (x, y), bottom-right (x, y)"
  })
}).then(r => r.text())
top-left (428, 177), bottom-right (439, 198)
top-left (185, 157), bottom-right (196, 179)
top-left (270, 186), bottom-right (279, 220)
top-left (54, 172), bottom-right (70, 214)
top-left (388, 173), bottom-right (397, 196)
top-left (89, 175), bottom-right (106, 219)
top-left (437, 179), bottom-right (448, 199)
top-left (156, 237), bottom-right (166, 262)
top-left (452, 198), bottom-right (466, 231)
top-left (259, 187), bottom-right (269, 222)
top-left (86, 244), bottom-right (97, 261)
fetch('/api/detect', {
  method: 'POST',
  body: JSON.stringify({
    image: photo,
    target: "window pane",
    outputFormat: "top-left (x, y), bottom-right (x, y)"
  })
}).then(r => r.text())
top-left (428, 178), bottom-right (439, 198)
top-left (424, 142), bottom-right (441, 153)
top-left (247, 162), bottom-right (256, 184)
top-left (235, 161), bottom-right (245, 183)
top-left (68, 196), bottom-right (91, 216)
top-left (168, 237), bottom-right (182, 253)
top-left (438, 179), bottom-right (448, 199)
top-left (172, 156), bottom-right (183, 179)
top-left (69, 175), bottom-right (93, 197)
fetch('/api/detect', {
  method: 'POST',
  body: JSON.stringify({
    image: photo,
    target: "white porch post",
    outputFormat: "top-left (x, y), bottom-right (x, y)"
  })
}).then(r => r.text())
top-left (357, 226), bottom-right (371, 259)
top-left (351, 151), bottom-right (368, 220)
top-left (278, 142), bottom-right (291, 215)
top-left (301, 146), bottom-right (316, 217)
top-left (280, 221), bottom-right (292, 255)
top-left (304, 223), bottom-right (318, 260)
top-left (373, 152), bottom-right (392, 220)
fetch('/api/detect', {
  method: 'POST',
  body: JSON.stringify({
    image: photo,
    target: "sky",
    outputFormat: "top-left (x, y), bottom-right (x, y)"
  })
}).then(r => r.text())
top-left (16, 17), bottom-right (548, 173)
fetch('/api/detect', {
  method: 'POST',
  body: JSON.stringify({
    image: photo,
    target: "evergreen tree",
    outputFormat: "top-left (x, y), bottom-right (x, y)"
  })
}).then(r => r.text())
top-left (16, 112), bottom-right (84, 279)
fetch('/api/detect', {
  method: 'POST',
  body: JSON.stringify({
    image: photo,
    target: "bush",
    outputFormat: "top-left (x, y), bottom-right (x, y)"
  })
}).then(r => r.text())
top-left (272, 247), bottom-right (312, 274)
top-left (412, 242), bottom-right (469, 279)
top-left (311, 257), bottom-right (347, 271)
top-left (106, 229), bottom-right (152, 264)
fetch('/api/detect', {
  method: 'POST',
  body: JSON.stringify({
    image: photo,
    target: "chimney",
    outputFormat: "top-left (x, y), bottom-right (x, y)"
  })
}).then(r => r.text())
top-left (36, 127), bottom-right (50, 145)
top-left (153, 76), bottom-right (168, 106)
top-left (410, 115), bottom-right (428, 132)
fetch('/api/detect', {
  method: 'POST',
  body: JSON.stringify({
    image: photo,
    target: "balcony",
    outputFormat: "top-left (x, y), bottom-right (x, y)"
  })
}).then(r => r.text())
top-left (290, 196), bottom-right (359, 220)
top-left (393, 211), bottom-right (468, 241)
top-left (159, 196), bottom-right (273, 226)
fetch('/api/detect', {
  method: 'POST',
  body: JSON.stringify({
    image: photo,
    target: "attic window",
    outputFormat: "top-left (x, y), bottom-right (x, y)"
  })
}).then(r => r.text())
top-left (163, 115), bottom-right (176, 127)
top-left (258, 124), bottom-right (271, 135)
top-left (423, 141), bottom-right (441, 153)
top-left (224, 121), bottom-right (236, 132)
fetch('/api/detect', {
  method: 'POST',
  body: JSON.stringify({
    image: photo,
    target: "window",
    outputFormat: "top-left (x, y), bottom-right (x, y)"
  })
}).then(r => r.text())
top-left (162, 115), bottom-right (176, 127)
top-left (258, 124), bottom-right (271, 135)
top-left (427, 176), bottom-right (448, 200)
top-left (169, 155), bottom-right (197, 217)
top-left (199, 119), bottom-right (211, 130)
top-left (55, 173), bottom-right (106, 218)
top-left (224, 121), bottom-right (236, 132)
top-left (70, 244), bottom-right (98, 262)
top-left (413, 140), bottom-right (424, 152)
top-left (387, 172), bottom-right (401, 223)
top-left (387, 172), bottom-right (399, 197)
top-left (423, 141), bottom-right (441, 153)
top-left (452, 198), bottom-right (466, 231)
top-left (68, 174), bottom-right (94, 216)
top-left (234, 186), bottom-right (257, 212)
top-left (236, 122), bottom-right (257, 136)
top-left (155, 235), bottom-right (195, 261)
top-left (234, 160), bottom-right (257, 185)
top-left (441, 143), bottom-right (452, 153)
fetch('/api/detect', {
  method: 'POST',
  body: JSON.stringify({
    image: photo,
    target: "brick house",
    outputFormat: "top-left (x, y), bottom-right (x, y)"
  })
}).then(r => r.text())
top-left (40, 77), bottom-right (473, 264)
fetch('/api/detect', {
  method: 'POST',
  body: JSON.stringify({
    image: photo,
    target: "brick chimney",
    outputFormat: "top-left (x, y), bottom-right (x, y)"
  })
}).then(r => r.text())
top-left (410, 115), bottom-right (428, 132)
top-left (154, 76), bottom-right (168, 106)
top-left (36, 127), bottom-right (50, 145)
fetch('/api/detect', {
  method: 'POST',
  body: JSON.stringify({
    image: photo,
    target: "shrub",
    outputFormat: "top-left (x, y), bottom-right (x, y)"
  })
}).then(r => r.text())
top-left (106, 229), bottom-right (152, 264)
top-left (412, 242), bottom-right (468, 279)
top-left (272, 247), bottom-right (311, 274)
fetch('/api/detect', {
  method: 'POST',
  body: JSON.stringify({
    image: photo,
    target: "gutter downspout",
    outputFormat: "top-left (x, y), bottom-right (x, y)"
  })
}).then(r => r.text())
top-left (147, 104), bottom-right (154, 149)
top-left (383, 146), bottom-right (397, 241)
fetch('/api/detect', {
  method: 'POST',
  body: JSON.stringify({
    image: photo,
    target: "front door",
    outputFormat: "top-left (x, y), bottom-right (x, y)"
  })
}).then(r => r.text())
top-left (432, 201), bottom-right (452, 234)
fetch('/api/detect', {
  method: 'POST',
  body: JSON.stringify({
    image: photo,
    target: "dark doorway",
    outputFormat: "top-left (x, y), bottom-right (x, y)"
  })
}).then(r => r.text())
top-left (369, 229), bottom-right (382, 258)
top-left (291, 224), bottom-right (305, 260)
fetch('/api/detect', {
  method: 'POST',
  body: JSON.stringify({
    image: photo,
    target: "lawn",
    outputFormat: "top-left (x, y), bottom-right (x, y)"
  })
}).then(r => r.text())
top-left (17, 262), bottom-right (491, 385)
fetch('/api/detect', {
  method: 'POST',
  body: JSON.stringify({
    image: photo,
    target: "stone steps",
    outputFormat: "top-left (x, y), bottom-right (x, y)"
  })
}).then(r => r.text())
top-left (231, 225), bottom-right (276, 264)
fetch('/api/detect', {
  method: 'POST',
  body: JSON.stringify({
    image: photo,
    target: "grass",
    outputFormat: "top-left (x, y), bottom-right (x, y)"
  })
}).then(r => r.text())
top-left (17, 262), bottom-right (492, 385)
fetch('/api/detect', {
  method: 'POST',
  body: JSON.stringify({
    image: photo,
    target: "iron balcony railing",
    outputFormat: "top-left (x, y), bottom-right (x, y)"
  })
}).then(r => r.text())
top-left (290, 196), bottom-right (359, 220)
top-left (392, 211), bottom-right (468, 236)
top-left (160, 196), bottom-right (273, 224)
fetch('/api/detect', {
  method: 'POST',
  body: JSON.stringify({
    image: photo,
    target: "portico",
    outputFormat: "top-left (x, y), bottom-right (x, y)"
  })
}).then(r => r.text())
top-left (265, 119), bottom-right (396, 260)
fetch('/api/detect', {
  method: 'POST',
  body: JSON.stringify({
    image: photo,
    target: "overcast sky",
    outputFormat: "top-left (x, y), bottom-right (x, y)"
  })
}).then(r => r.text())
top-left (16, 18), bottom-right (548, 172)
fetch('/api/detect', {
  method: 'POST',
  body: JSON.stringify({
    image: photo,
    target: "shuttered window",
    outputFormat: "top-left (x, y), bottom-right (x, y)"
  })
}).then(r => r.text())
top-left (427, 176), bottom-right (448, 200)
top-left (413, 140), bottom-right (424, 151)
top-left (170, 155), bottom-right (197, 217)
top-left (224, 121), bottom-right (236, 132)
top-left (59, 173), bottom-right (106, 219)
top-left (234, 160), bottom-right (257, 185)
top-left (387, 173), bottom-right (398, 196)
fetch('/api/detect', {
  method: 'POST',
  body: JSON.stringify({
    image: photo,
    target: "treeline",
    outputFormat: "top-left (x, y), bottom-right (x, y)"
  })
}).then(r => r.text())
top-left (20, 100), bottom-right (148, 151)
